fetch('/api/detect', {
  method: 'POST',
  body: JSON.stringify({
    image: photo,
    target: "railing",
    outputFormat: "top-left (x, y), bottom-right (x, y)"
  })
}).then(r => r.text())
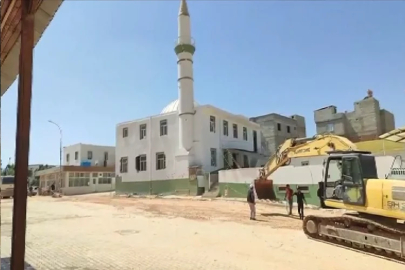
top-left (174, 36), bottom-right (195, 46)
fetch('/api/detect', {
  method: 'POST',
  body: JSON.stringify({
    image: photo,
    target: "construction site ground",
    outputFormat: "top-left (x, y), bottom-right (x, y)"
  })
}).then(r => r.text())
top-left (1, 193), bottom-right (402, 270)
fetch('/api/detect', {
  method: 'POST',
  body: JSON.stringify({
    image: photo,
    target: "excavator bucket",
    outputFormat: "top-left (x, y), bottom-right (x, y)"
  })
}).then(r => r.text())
top-left (254, 179), bottom-right (276, 200)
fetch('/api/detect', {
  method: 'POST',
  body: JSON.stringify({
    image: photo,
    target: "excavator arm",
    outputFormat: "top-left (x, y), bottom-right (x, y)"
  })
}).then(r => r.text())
top-left (259, 134), bottom-right (357, 180)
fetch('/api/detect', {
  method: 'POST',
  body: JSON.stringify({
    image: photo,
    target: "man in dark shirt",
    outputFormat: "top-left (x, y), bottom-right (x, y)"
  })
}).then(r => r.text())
top-left (246, 183), bottom-right (256, 220)
top-left (294, 187), bottom-right (307, 220)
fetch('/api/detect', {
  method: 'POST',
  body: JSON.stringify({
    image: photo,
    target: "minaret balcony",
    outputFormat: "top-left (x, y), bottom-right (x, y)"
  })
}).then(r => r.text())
top-left (174, 37), bottom-right (196, 55)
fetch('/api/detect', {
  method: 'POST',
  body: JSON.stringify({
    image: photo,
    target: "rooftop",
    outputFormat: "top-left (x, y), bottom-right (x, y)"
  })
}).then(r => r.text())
top-left (1, 0), bottom-right (64, 96)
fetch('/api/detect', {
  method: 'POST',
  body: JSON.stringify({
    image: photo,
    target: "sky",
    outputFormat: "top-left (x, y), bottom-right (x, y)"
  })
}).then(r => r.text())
top-left (1, 0), bottom-right (404, 165)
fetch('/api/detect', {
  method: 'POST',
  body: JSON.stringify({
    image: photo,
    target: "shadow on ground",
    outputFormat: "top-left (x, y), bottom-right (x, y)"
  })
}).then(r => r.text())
top-left (261, 213), bottom-right (301, 220)
top-left (1, 257), bottom-right (36, 270)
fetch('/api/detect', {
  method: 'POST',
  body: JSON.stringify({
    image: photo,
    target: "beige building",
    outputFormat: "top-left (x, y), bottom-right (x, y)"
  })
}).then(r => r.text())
top-left (314, 90), bottom-right (395, 142)
top-left (36, 165), bottom-right (115, 196)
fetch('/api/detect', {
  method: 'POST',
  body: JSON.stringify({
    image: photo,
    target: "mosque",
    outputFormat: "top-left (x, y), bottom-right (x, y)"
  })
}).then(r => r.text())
top-left (115, 0), bottom-right (268, 195)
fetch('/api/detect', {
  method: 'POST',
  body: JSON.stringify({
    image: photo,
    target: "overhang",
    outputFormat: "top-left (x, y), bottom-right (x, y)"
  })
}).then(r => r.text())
top-left (379, 127), bottom-right (405, 143)
top-left (1, 0), bottom-right (64, 96)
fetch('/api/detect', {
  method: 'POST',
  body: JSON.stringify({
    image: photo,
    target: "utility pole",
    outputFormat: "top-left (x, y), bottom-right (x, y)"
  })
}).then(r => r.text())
top-left (48, 120), bottom-right (63, 189)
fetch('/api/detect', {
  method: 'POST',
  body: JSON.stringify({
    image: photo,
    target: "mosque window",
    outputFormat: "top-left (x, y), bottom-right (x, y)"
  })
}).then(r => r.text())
top-left (123, 127), bottom-right (128, 138)
top-left (243, 127), bottom-right (248, 141)
top-left (160, 120), bottom-right (168, 136)
top-left (223, 120), bottom-right (229, 136)
top-left (140, 124), bottom-right (147, 140)
top-left (156, 153), bottom-right (166, 170)
top-left (233, 124), bottom-right (238, 138)
top-left (210, 148), bottom-right (217, 166)
top-left (210, 116), bottom-right (216, 133)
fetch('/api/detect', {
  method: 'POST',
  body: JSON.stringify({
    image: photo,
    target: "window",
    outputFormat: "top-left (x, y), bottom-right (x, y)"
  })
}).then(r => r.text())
top-left (156, 152), bottom-right (166, 170)
top-left (68, 173), bottom-right (90, 187)
top-left (87, 151), bottom-right (93, 160)
top-left (277, 123), bottom-right (281, 131)
top-left (233, 124), bottom-right (238, 138)
top-left (210, 148), bottom-right (217, 166)
top-left (74, 151), bottom-right (78, 160)
top-left (327, 123), bottom-right (334, 133)
top-left (210, 116), bottom-right (216, 133)
top-left (243, 155), bottom-right (249, 168)
top-left (140, 124), bottom-right (147, 140)
top-left (301, 161), bottom-right (309, 166)
top-left (92, 173), bottom-right (98, 177)
top-left (287, 126), bottom-right (291, 133)
top-left (66, 154), bottom-right (70, 162)
top-left (160, 119), bottom-right (168, 136)
top-left (243, 127), bottom-right (248, 141)
top-left (99, 178), bottom-right (112, 184)
top-left (123, 127), bottom-right (128, 138)
top-left (140, 155), bottom-right (146, 172)
top-left (120, 157), bottom-right (128, 173)
top-left (223, 149), bottom-right (229, 169)
top-left (104, 152), bottom-right (108, 161)
top-left (135, 155), bottom-right (147, 172)
top-left (223, 120), bottom-right (229, 136)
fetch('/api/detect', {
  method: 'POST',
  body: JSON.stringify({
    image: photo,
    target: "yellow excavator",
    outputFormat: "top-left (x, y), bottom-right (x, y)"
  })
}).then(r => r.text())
top-left (255, 134), bottom-right (357, 199)
top-left (303, 133), bottom-right (405, 262)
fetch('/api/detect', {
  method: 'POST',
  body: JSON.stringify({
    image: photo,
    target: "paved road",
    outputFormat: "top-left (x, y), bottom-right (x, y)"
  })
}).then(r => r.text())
top-left (1, 196), bottom-right (403, 270)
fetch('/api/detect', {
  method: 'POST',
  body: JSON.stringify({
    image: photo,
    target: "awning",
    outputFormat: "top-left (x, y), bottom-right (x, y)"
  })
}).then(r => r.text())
top-left (379, 127), bottom-right (405, 143)
top-left (1, 0), bottom-right (64, 96)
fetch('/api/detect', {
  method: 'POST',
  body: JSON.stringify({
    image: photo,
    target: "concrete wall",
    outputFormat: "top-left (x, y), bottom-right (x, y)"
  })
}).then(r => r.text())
top-left (64, 144), bottom-right (115, 167)
top-left (380, 109), bottom-right (395, 134)
top-left (219, 155), bottom-right (399, 185)
top-left (250, 113), bottom-right (307, 156)
top-left (314, 96), bottom-right (395, 142)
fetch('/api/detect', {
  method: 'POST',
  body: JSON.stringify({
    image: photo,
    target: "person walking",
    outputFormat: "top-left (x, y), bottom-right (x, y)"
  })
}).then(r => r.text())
top-left (294, 187), bottom-right (307, 220)
top-left (247, 183), bottom-right (256, 220)
top-left (284, 184), bottom-right (294, 215)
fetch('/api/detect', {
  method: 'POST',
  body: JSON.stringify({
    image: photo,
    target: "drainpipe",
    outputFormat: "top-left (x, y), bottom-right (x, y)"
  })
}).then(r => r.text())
top-left (149, 116), bottom-right (153, 195)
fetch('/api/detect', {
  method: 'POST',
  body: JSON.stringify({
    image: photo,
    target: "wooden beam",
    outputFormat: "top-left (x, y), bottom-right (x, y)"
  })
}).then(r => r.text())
top-left (10, 0), bottom-right (35, 269)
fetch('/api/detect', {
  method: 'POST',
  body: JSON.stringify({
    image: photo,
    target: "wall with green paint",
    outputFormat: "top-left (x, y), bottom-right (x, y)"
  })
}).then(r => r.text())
top-left (219, 183), bottom-right (321, 206)
top-left (116, 177), bottom-right (198, 196)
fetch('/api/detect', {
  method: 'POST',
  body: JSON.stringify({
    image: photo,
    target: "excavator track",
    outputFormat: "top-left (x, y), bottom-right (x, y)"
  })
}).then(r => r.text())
top-left (303, 214), bottom-right (405, 264)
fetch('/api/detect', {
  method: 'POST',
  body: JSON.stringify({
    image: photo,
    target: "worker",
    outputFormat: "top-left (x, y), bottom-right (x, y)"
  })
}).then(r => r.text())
top-left (246, 183), bottom-right (256, 220)
top-left (294, 187), bottom-right (307, 220)
top-left (284, 184), bottom-right (293, 215)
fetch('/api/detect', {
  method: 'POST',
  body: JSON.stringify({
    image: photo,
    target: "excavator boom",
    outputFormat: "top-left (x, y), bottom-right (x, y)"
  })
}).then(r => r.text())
top-left (260, 134), bottom-right (357, 180)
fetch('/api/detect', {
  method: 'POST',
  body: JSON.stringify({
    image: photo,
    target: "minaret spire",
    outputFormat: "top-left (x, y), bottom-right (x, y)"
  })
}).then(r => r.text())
top-left (175, 0), bottom-right (195, 152)
top-left (179, 0), bottom-right (189, 16)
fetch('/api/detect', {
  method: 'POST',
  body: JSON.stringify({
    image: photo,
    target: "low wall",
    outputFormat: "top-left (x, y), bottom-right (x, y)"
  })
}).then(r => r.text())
top-left (115, 177), bottom-right (198, 196)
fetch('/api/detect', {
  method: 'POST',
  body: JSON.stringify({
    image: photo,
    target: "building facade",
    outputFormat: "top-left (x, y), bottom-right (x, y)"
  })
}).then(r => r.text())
top-left (35, 165), bottom-right (115, 196)
top-left (63, 143), bottom-right (115, 167)
top-left (250, 113), bottom-right (307, 156)
top-left (314, 91), bottom-right (395, 142)
top-left (116, 103), bottom-right (267, 195)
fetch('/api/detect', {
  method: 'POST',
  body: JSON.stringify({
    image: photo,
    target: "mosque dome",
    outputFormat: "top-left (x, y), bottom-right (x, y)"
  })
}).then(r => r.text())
top-left (160, 99), bottom-right (199, 114)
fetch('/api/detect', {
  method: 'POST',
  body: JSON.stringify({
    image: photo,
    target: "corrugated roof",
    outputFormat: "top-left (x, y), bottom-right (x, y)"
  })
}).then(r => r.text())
top-left (379, 127), bottom-right (405, 143)
top-left (1, 0), bottom-right (64, 96)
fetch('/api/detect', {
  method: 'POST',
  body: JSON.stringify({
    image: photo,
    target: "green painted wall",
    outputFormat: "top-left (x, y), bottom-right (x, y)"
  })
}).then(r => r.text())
top-left (219, 183), bottom-right (321, 206)
top-left (116, 178), bottom-right (198, 196)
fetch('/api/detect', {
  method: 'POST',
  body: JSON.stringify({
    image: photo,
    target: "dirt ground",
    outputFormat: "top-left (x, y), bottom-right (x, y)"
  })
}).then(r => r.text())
top-left (62, 194), bottom-right (335, 230)
top-left (1, 193), bottom-right (402, 269)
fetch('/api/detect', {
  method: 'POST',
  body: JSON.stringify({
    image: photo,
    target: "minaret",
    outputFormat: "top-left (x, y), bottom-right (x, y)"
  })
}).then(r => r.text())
top-left (175, 0), bottom-right (195, 152)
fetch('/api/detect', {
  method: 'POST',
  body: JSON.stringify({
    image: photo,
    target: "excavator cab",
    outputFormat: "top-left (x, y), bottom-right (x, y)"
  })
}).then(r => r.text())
top-left (322, 150), bottom-right (378, 208)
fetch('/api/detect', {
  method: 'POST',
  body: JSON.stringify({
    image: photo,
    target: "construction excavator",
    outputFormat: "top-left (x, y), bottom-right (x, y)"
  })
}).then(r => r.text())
top-left (303, 148), bottom-right (405, 262)
top-left (254, 134), bottom-right (357, 199)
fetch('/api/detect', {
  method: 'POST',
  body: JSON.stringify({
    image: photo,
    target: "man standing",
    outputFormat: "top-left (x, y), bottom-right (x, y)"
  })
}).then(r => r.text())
top-left (284, 184), bottom-right (293, 215)
top-left (294, 187), bottom-right (307, 220)
top-left (247, 183), bottom-right (256, 220)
